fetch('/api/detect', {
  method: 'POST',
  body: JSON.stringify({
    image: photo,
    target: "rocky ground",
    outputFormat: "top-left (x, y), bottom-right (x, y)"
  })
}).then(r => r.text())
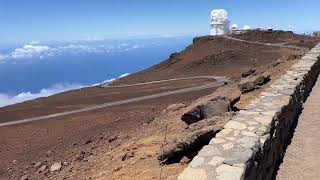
top-left (0, 30), bottom-right (319, 180)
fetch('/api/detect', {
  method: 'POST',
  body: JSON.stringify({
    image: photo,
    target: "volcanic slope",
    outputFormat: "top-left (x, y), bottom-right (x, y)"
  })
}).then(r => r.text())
top-left (113, 30), bottom-right (317, 86)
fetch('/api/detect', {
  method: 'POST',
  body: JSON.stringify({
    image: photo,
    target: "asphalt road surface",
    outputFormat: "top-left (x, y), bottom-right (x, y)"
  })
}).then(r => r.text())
top-left (0, 76), bottom-right (227, 128)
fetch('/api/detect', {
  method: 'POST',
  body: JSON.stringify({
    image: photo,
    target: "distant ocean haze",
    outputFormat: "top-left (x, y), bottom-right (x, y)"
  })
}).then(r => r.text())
top-left (0, 36), bottom-right (193, 107)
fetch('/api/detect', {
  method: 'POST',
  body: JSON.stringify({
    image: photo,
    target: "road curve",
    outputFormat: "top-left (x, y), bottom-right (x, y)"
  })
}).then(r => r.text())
top-left (101, 76), bottom-right (224, 88)
top-left (0, 76), bottom-right (227, 128)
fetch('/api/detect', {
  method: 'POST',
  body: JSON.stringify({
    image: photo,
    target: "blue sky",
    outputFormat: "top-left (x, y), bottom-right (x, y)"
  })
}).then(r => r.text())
top-left (0, 0), bottom-right (319, 43)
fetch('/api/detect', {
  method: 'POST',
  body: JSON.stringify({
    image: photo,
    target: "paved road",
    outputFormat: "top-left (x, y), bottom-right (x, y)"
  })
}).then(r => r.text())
top-left (0, 76), bottom-right (227, 128)
top-left (277, 75), bottom-right (320, 180)
top-left (223, 35), bottom-right (307, 50)
top-left (101, 76), bottom-right (223, 88)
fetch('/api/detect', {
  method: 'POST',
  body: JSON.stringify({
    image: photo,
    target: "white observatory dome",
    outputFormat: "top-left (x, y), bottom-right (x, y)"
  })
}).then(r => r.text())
top-left (210, 9), bottom-right (230, 36)
top-left (243, 25), bottom-right (251, 30)
top-left (231, 24), bottom-right (238, 30)
top-left (211, 9), bottom-right (228, 22)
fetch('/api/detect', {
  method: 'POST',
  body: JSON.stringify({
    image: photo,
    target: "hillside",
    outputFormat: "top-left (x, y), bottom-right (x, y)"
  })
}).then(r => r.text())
top-left (1, 30), bottom-right (319, 180)
top-left (112, 30), bottom-right (318, 86)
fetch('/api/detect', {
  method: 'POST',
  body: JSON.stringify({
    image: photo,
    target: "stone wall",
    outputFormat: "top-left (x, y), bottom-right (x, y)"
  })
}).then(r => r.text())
top-left (178, 43), bottom-right (320, 180)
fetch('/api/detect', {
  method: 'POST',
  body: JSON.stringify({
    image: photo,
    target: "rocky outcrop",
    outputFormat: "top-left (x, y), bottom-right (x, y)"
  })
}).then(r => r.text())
top-left (241, 69), bottom-right (256, 77)
top-left (158, 115), bottom-right (232, 164)
top-left (239, 75), bottom-right (271, 93)
top-left (181, 95), bottom-right (239, 125)
top-left (178, 43), bottom-right (320, 180)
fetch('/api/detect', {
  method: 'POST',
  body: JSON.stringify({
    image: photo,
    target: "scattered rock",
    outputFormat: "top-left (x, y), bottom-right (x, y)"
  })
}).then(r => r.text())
top-left (166, 103), bottom-right (186, 112)
top-left (33, 162), bottom-right (42, 168)
top-left (20, 175), bottom-right (28, 180)
top-left (272, 62), bottom-right (281, 67)
top-left (46, 150), bottom-right (52, 156)
top-left (107, 136), bottom-right (118, 143)
top-left (120, 151), bottom-right (135, 161)
top-left (50, 162), bottom-right (62, 172)
top-left (130, 160), bottom-right (137, 165)
top-left (85, 139), bottom-right (92, 145)
top-left (63, 161), bottom-right (69, 166)
top-left (181, 106), bottom-right (205, 125)
top-left (180, 156), bottom-right (191, 165)
top-left (12, 160), bottom-right (18, 165)
top-left (37, 165), bottom-right (47, 174)
top-left (239, 82), bottom-right (257, 93)
top-left (241, 68), bottom-right (256, 77)
top-left (239, 74), bottom-right (271, 93)
top-left (158, 113), bottom-right (232, 164)
top-left (181, 97), bottom-right (231, 124)
top-left (112, 166), bottom-right (122, 172)
top-left (75, 151), bottom-right (87, 161)
top-left (201, 96), bottom-right (231, 118)
top-left (254, 75), bottom-right (271, 86)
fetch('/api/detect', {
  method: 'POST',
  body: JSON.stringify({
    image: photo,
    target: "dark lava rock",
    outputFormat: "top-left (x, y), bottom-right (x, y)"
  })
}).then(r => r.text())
top-left (107, 136), bottom-right (118, 143)
top-left (202, 96), bottom-right (231, 118)
top-left (241, 68), bottom-right (256, 77)
top-left (181, 106), bottom-right (206, 125)
top-left (254, 75), bottom-right (271, 86)
top-left (181, 96), bottom-right (231, 125)
top-left (239, 82), bottom-right (257, 93)
top-left (85, 139), bottom-right (92, 145)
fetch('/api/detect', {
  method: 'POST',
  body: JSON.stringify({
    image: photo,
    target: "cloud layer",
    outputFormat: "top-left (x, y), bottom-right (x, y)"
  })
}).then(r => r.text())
top-left (0, 41), bottom-right (141, 61)
top-left (0, 73), bottom-right (129, 107)
top-left (0, 83), bottom-right (83, 107)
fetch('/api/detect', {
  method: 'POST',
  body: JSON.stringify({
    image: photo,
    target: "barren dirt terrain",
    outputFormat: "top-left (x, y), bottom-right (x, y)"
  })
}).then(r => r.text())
top-left (0, 30), bottom-right (319, 180)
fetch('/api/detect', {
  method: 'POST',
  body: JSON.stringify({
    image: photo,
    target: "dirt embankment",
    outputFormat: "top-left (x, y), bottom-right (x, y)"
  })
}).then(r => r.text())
top-left (0, 30), bottom-right (319, 180)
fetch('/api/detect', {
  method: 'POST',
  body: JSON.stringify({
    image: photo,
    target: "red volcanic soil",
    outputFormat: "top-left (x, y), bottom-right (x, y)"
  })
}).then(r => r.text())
top-left (112, 30), bottom-right (318, 86)
top-left (0, 30), bottom-right (319, 180)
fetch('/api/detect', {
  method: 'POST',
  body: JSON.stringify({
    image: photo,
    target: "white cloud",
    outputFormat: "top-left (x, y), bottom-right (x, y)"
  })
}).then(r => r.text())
top-left (1, 41), bottom-right (142, 61)
top-left (0, 73), bottom-right (130, 107)
top-left (0, 83), bottom-right (83, 107)
top-left (0, 53), bottom-right (6, 61)
top-left (10, 44), bottom-right (51, 59)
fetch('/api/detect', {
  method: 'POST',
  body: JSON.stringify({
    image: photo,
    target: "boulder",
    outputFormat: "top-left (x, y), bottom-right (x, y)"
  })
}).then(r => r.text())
top-left (33, 162), bottom-right (42, 168)
top-left (239, 82), bottom-right (257, 93)
top-left (50, 162), bottom-right (62, 172)
top-left (241, 68), bottom-right (256, 77)
top-left (181, 97), bottom-right (231, 125)
top-left (181, 106), bottom-right (206, 125)
top-left (201, 96), bottom-right (230, 118)
top-left (37, 165), bottom-right (47, 174)
top-left (158, 115), bottom-right (232, 164)
top-left (254, 75), bottom-right (271, 86)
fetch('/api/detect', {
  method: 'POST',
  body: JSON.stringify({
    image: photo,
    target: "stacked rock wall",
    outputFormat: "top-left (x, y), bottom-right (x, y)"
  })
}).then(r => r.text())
top-left (178, 43), bottom-right (320, 180)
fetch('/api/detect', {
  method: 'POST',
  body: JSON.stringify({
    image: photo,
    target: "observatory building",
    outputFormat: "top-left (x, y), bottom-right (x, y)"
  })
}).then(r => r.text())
top-left (210, 9), bottom-right (230, 36)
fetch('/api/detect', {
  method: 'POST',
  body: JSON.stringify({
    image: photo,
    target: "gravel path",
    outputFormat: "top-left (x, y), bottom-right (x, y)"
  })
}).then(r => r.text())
top-left (277, 75), bottom-right (320, 180)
